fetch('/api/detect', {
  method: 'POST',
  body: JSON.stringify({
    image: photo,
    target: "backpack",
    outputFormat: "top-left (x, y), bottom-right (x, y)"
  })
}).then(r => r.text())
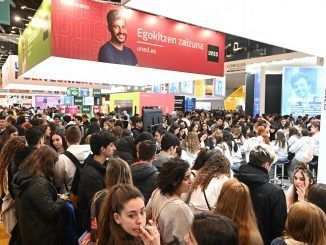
top-left (62, 151), bottom-right (84, 208)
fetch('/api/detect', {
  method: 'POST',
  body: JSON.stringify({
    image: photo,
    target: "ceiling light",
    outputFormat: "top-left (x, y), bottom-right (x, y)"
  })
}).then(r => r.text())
top-left (11, 30), bottom-right (16, 33)
top-left (14, 16), bottom-right (21, 21)
top-left (21, 5), bottom-right (37, 11)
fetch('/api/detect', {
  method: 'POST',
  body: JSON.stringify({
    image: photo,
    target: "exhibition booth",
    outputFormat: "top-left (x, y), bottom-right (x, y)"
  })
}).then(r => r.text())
top-left (15, 0), bottom-right (326, 183)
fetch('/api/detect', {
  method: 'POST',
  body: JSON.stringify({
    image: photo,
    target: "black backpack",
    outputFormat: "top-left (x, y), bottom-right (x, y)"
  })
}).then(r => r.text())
top-left (62, 151), bottom-right (84, 208)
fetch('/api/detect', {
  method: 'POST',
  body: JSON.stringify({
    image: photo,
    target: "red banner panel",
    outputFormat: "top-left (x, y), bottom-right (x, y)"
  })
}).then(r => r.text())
top-left (52, 0), bottom-right (225, 76)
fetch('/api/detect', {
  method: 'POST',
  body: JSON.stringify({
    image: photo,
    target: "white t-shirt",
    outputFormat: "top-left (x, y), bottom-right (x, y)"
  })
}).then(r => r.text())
top-left (188, 175), bottom-right (229, 214)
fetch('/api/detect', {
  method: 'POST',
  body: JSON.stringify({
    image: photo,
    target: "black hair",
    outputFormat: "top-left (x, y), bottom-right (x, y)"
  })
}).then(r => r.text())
top-left (25, 126), bottom-right (45, 146)
top-left (161, 133), bottom-right (180, 151)
top-left (192, 148), bottom-right (220, 171)
top-left (155, 127), bottom-right (167, 136)
top-left (191, 212), bottom-right (239, 245)
top-left (134, 132), bottom-right (155, 145)
top-left (90, 131), bottom-right (115, 155)
top-left (29, 118), bottom-right (43, 127)
top-left (249, 145), bottom-right (275, 166)
top-left (63, 115), bottom-right (71, 123)
top-left (158, 158), bottom-right (189, 195)
top-left (307, 183), bottom-right (326, 214)
top-left (74, 115), bottom-right (82, 122)
top-left (301, 128), bottom-right (310, 137)
top-left (53, 115), bottom-right (61, 120)
top-left (138, 140), bottom-right (156, 161)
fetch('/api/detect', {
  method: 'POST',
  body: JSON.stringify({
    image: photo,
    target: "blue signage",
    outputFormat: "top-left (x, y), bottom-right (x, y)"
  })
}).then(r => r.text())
top-left (64, 96), bottom-right (73, 105)
top-left (185, 97), bottom-right (196, 112)
top-left (282, 67), bottom-right (324, 117)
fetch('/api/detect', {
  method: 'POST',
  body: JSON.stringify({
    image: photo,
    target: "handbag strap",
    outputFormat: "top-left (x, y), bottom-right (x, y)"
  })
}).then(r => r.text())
top-left (203, 190), bottom-right (211, 210)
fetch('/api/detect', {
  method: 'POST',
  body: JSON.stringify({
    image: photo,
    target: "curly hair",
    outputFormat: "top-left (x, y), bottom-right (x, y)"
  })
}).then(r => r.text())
top-left (158, 158), bottom-right (189, 195)
top-left (0, 137), bottom-right (26, 195)
top-left (181, 132), bottom-right (200, 154)
top-left (192, 152), bottom-right (231, 190)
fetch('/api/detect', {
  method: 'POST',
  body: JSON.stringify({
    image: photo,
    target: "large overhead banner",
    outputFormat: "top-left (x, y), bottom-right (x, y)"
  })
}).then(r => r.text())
top-left (18, 0), bottom-right (51, 74)
top-left (282, 67), bottom-right (325, 117)
top-left (51, 0), bottom-right (225, 76)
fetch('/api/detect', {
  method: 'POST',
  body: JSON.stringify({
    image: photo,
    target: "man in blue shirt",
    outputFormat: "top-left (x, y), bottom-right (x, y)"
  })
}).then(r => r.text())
top-left (98, 9), bottom-right (138, 66)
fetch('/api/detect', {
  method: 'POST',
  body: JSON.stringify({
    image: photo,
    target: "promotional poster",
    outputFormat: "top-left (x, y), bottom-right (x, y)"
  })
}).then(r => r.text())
top-left (282, 67), bottom-right (324, 117)
top-left (214, 78), bottom-right (225, 96)
top-left (180, 81), bottom-right (194, 94)
top-left (51, 0), bottom-right (225, 76)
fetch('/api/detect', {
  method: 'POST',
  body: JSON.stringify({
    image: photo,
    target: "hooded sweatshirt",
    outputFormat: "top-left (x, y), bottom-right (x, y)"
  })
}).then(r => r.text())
top-left (235, 164), bottom-right (287, 245)
top-left (130, 162), bottom-right (159, 204)
top-left (13, 170), bottom-right (65, 245)
top-left (54, 144), bottom-right (91, 193)
top-left (8, 146), bottom-right (37, 197)
top-left (114, 136), bottom-right (137, 165)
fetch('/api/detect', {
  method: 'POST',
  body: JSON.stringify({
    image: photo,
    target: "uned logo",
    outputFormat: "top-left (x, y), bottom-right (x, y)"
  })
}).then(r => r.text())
top-left (207, 45), bottom-right (219, 62)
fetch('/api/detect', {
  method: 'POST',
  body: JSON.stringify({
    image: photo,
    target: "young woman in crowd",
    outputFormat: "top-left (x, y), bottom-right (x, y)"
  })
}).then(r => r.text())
top-left (12, 145), bottom-right (68, 244)
top-left (168, 123), bottom-right (181, 136)
top-left (271, 202), bottom-right (326, 245)
top-left (97, 184), bottom-right (160, 245)
top-left (270, 130), bottom-right (288, 179)
top-left (176, 126), bottom-right (187, 142)
top-left (214, 131), bottom-right (233, 164)
top-left (42, 124), bottom-right (52, 145)
top-left (0, 137), bottom-right (26, 234)
top-left (214, 179), bottom-right (263, 245)
top-left (288, 129), bottom-right (313, 178)
top-left (184, 212), bottom-right (238, 245)
top-left (82, 157), bottom-right (133, 244)
top-left (199, 122), bottom-right (211, 135)
top-left (310, 119), bottom-right (320, 176)
top-left (287, 127), bottom-right (301, 148)
top-left (190, 149), bottom-right (218, 179)
top-left (188, 123), bottom-right (199, 134)
top-left (50, 129), bottom-right (67, 154)
top-left (223, 130), bottom-right (242, 171)
top-left (0, 125), bottom-right (18, 150)
top-left (188, 153), bottom-right (230, 213)
top-left (286, 164), bottom-right (315, 209)
top-left (146, 159), bottom-right (193, 244)
top-left (181, 133), bottom-right (201, 167)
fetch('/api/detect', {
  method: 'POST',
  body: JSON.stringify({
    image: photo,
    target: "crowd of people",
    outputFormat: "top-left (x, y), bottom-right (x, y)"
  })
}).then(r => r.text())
top-left (0, 105), bottom-right (325, 245)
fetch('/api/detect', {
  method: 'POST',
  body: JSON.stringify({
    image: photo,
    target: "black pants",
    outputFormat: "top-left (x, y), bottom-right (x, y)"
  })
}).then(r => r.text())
top-left (309, 155), bottom-right (318, 177)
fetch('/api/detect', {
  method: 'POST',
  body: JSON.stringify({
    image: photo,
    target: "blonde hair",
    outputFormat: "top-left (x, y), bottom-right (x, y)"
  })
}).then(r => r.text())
top-left (106, 157), bottom-right (133, 189)
top-left (214, 179), bottom-right (263, 245)
top-left (285, 202), bottom-right (326, 245)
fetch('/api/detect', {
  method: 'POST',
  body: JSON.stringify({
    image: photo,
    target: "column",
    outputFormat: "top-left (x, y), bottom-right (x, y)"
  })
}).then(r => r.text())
top-left (317, 59), bottom-right (326, 183)
top-left (259, 66), bottom-right (266, 115)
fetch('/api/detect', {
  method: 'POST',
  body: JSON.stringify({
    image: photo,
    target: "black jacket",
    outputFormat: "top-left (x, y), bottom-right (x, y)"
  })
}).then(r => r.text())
top-left (114, 136), bottom-right (137, 165)
top-left (235, 163), bottom-right (287, 245)
top-left (12, 170), bottom-right (65, 245)
top-left (130, 163), bottom-right (159, 204)
top-left (8, 146), bottom-right (36, 197)
top-left (77, 155), bottom-right (106, 232)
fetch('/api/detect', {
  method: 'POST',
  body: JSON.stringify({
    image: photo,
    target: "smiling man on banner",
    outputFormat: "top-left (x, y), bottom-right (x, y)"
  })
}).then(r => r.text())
top-left (98, 9), bottom-right (138, 66)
